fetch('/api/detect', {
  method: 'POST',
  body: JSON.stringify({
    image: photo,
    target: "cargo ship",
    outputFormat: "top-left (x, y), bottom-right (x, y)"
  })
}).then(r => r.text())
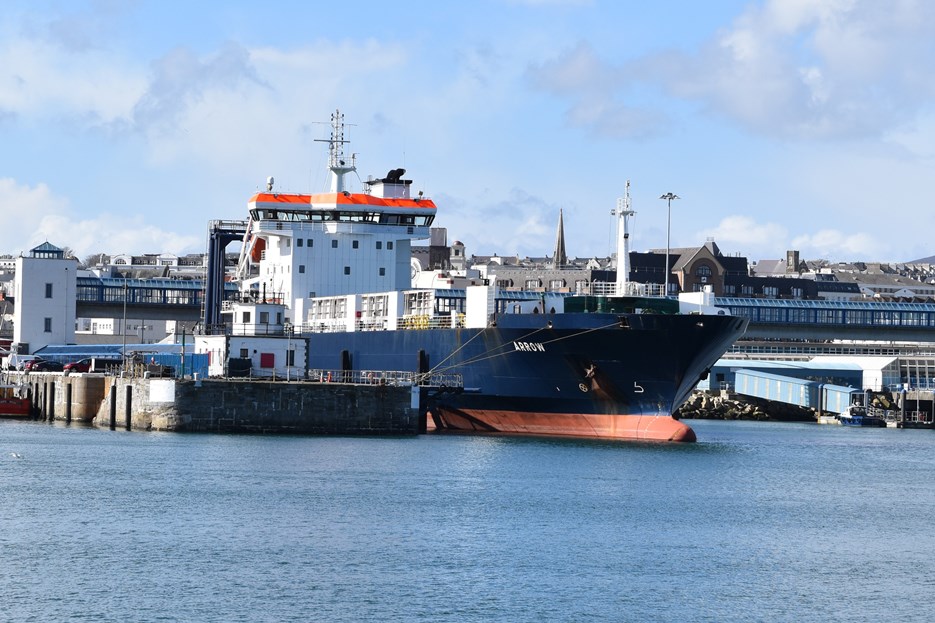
top-left (229, 110), bottom-right (747, 442)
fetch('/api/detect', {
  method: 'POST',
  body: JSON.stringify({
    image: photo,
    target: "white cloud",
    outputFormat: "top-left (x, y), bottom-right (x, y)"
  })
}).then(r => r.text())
top-left (0, 177), bottom-right (200, 257)
top-left (34, 213), bottom-right (202, 258)
top-left (531, 0), bottom-right (935, 140)
top-left (0, 34), bottom-right (144, 126)
top-left (700, 216), bottom-right (788, 257)
top-left (790, 229), bottom-right (882, 260)
top-left (437, 188), bottom-right (561, 257)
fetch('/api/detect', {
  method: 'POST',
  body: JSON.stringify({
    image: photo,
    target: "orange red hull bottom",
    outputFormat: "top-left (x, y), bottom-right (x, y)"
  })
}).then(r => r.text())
top-left (429, 408), bottom-right (696, 443)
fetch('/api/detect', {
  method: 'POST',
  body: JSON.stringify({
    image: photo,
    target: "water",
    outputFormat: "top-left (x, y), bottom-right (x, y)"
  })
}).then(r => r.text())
top-left (2, 419), bottom-right (934, 622)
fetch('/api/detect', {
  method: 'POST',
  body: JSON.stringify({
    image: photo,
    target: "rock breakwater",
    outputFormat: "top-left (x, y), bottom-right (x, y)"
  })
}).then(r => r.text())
top-left (677, 391), bottom-right (816, 422)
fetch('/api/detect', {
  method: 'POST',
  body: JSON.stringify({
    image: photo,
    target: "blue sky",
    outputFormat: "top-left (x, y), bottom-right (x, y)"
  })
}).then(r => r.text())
top-left (2, 0), bottom-right (935, 264)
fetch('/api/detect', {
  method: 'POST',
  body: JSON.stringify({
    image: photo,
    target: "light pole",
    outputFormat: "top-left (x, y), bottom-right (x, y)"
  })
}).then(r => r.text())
top-left (659, 192), bottom-right (679, 296)
top-left (122, 280), bottom-right (128, 370)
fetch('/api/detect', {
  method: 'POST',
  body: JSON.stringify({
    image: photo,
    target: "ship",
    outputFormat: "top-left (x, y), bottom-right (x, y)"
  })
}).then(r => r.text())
top-left (225, 110), bottom-right (748, 442)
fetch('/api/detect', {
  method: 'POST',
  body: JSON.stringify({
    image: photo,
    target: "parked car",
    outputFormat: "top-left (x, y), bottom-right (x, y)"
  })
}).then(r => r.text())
top-left (25, 358), bottom-right (64, 372)
top-left (63, 357), bottom-right (121, 374)
top-left (10, 355), bottom-right (39, 371)
top-left (63, 358), bottom-right (93, 373)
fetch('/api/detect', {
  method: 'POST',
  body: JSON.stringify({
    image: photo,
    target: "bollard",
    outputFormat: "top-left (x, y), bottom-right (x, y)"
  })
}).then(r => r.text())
top-left (65, 382), bottom-right (73, 423)
top-left (48, 381), bottom-right (55, 421)
top-left (109, 383), bottom-right (117, 429)
top-left (125, 384), bottom-right (132, 430)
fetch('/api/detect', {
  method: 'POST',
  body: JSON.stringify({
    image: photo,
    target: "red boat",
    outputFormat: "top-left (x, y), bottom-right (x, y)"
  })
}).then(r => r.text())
top-left (0, 383), bottom-right (31, 417)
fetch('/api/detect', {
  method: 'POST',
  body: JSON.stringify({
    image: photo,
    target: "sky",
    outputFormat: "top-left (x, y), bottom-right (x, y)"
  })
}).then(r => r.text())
top-left (2, 0), bottom-right (935, 265)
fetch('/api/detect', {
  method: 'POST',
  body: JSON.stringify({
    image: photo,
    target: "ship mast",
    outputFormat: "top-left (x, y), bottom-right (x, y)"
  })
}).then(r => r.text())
top-left (614, 181), bottom-right (635, 296)
top-left (317, 109), bottom-right (357, 193)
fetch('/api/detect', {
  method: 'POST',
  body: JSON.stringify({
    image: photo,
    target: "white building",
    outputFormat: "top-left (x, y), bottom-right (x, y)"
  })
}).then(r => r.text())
top-left (196, 301), bottom-right (307, 378)
top-left (13, 242), bottom-right (78, 353)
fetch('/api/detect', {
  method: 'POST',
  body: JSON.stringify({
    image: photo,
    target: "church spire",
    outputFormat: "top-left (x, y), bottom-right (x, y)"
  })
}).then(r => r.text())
top-left (552, 209), bottom-right (567, 269)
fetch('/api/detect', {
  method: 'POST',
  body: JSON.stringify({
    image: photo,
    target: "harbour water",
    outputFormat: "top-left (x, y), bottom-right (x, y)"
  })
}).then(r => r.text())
top-left (3, 419), bottom-right (934, 622)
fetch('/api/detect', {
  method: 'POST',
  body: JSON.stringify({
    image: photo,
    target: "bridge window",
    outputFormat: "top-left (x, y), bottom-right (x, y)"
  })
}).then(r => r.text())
top-left (299, 265), bottom-right (305, 274)
top-left (387, 242), bottom-right (394, 250)
top-left (352, 240), bottom-right (359, 249)
top-left (332, 240), bottom-right (338, 249)
top-left (379, 267), bottom-right (386, 276)
top-left (344, 266), bottom-right (351, 275)
top-left (376, 241), bottom-right (382, 250)
top-left (45, 283), bottom-right (53, 298)
top-left (242, 311), bottom-right (251, 323)
top-left (307, 239), bottom-right (313, 247)
top-left (260, 312), bottom-right (269, 324)
top-left (44, 317), bottom-right (52, 332)
top-left (297, 239), bottom-right (303, 247)
top-left (240, 348), bottom-right (249, 358)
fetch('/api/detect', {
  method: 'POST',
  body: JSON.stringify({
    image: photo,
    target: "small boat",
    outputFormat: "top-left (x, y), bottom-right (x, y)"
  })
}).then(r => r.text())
top-left (836, 404), bottom-right (886, 427)
top-left (0, 383), bottom-right (31, 418)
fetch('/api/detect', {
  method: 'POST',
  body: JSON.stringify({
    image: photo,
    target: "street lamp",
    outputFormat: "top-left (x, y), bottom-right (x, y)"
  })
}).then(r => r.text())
top-left (122, 280), bottom-right (128, 370)
top-left (659, 192), bottom-right (679, 296)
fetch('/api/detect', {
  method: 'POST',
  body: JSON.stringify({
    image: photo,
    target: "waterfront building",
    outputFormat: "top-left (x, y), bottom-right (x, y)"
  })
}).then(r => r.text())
top-left (12, 242), bottom-right (77, 353)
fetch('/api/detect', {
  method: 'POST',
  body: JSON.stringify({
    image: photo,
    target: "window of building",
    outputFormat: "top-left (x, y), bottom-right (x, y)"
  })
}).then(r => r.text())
top-left (695, 265), bottom-right (713, 277)
top-left (525, 279), bottom-right (540, 289)
top-left (763, 286), bottom-right (779, 297)
top-left (240, 348), bottom-right (249, 358)
top-left (352, 240), bottom-right (359, 249)
top-left (741, 285), bottom-right (754, 295)
top-left (791, 287), bottom-right (803, 298)
top-left (44, 317), bottom-right (52, 332)
top-left (376, 241), bottom-right (382, 250)
top-left (45, 283), bottom-right (53, 298)
top-left (344, 266), bottom-right (351, 275)
top-left (297, 239), bottom-right (303, 247)
top-left (299, 265), bottom-right (305, 273)
top-left (549, 279), bottom-right (564, 289)
top-left (724, 285), bottom-right (736, 295)
top-left (259, 311), bottom-right (269, 324)
top-left (331, 240), bottom-right (338, 248)
top-left (379, 267), bottom-right (386, 276)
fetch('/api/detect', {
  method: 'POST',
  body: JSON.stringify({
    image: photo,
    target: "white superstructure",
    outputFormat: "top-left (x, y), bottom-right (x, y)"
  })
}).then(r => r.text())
top-left (237, 110), bottom-right (437, 325)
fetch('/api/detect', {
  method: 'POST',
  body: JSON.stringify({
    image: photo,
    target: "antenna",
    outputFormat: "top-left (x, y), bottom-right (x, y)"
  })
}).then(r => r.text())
top-left (314, 109), bottom-right (357, 193)
top-left (613, 180), bottom-right (636, 296)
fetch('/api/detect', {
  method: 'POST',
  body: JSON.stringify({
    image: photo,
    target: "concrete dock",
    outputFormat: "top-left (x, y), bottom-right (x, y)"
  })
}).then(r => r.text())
top-left (9, 372), bottom-right (422, 435)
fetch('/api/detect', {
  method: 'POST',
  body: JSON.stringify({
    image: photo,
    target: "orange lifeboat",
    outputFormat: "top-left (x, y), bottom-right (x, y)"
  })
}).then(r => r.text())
top-left (250, 238), bottom-right (266, 262)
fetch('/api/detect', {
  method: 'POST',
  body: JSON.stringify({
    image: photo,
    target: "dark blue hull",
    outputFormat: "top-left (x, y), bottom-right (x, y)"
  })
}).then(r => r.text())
top-left (303, 311), bottom-right (747, 440)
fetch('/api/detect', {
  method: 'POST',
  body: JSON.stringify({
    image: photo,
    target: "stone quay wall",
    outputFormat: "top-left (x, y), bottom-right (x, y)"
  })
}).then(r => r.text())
top-left (14, 372), bottom-right (420, 434)
top-left (92, 377), bottom-right (421, 434)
